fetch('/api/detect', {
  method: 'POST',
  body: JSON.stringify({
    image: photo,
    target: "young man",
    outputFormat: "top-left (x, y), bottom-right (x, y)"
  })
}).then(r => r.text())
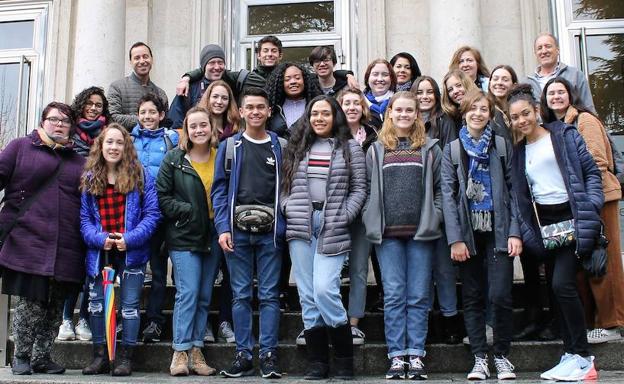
top-left (211, 87), bottom-right (286, 379)
top-left (308, 46), bottom-right (356, 97)
top-left (108, 42), bottom-right (169, 130)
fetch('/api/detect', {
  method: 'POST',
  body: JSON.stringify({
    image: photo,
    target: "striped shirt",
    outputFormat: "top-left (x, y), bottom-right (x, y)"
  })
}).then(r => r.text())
top-left (307, 138), bottom-right (332, 202)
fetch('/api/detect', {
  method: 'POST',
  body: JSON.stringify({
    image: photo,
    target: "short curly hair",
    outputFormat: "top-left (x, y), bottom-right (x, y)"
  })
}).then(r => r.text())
top-left (71, 86), bottom-right (111, 122)
top-left (264, 62), bottom-right (321, 111)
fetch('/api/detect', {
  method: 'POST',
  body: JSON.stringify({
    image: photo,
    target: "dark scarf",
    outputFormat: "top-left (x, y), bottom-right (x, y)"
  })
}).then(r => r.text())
top-left (76, 116), bottom-right (106, 146)
top-left (396, 81), bottom-right (413, 92)
top-left (365, 91), bottom-right (392, 118)
top-left (459, 124), bottom-right (493, 232)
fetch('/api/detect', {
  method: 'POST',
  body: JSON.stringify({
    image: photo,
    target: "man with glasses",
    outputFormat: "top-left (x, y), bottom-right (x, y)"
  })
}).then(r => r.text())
top-left (108, 42), bottom-right (169, 130)
top-left (308, 46), bottom-right (355, 97)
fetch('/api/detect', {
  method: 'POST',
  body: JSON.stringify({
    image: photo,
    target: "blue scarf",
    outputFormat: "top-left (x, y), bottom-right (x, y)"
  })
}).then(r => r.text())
top-left (459, 124), bottom-right (493, 232)
top-left (365, 91), bottom-right (391, 118)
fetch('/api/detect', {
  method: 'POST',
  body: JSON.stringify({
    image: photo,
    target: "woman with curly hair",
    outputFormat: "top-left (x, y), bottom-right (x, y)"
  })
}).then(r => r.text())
top-left (197, 80), bottom-right (240, 141)
top-left (281, 95), bottom-right (366, 380)
top-left (70, 87), bottom-right (110, 157)
top-left (265, 62), bottom-right (322, 138)
top-left (80, 124), bottom-right (160, 377)
top-left (449, 46), bottom-right (491, 92)
top-left (363, 58), bottom-right (396, 129)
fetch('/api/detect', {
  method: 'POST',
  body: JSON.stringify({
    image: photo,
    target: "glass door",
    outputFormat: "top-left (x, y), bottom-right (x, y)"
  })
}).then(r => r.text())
top-left (0, 57), bottom-right (31, 145)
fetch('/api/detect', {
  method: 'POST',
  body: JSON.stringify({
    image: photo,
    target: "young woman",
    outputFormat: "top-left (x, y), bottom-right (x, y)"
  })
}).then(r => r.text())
top-left (441, 89), bottom-right (521, 380)
top-left (80, 124), bottom-right (160, 376)
top-left (157, 107), bottom-right (220, 376)
top-left (281, 95), bottom-right (367, 380)
top-left (131, 93), bottom-right (179, 345)
top-left (507, 84), bottom-right (601, 381)
top-left (390, 52), bottom-right (422, 92)
top-left (488, 65), bottom-right (518, 143)
top-left (363, 58), bottom-right (396, 129)
top-left (197, 80), bottom-right (240, 141)
top-left (362, 91), bottom-right (442, 380)
top-left (411, 76), bottom-right (461, 344)
top-left (265, 62), bottom-right (322, 138)
top-left (441, 69), bottom-right (477, 127)
top-left (337, 87), bottom-right (378, 345)
top-left (57, 87), bottom-right (112, 343)
top-left (541, 77), bottom-right (624, 344)
top-left (197, 80), bottom-right (238, 343)
top-left (1, 102), bottom-right (85, 375)
top-left (449, 46), bottom-right (491, 92)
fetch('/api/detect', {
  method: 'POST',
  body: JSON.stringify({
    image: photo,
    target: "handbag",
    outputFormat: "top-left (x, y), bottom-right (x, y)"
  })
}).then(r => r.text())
top-left (234, 204), bottom-right (274, 233)
top-left (582, 224), bottom-right (608, 277)
top-left (527, 175), bottom-right (576, 250)
top-left (0, 160), bottom-right (63, 248)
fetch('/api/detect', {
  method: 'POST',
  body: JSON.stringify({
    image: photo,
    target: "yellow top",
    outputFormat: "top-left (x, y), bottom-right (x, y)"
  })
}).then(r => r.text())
top-left (190, 147), bottom-right (217, 219)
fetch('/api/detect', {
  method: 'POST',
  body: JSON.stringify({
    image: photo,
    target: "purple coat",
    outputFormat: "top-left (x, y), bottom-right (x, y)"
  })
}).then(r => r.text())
top-left (0, 130), bottom-right (86, 283)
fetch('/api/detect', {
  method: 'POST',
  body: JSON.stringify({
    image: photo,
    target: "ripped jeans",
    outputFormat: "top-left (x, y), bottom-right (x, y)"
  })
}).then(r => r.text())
top-left (87, 258), bottom-right (146, 346)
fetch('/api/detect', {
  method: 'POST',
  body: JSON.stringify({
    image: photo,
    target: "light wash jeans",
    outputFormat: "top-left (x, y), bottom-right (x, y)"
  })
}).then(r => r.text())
top-left (376, 238), bottom-right (434, 358)
top-left (289, 210), bottom-right (349, 329)
top-left (170, 247), bottom-right (221, 351)
top-left (227, 229), bottom-right (282, 359)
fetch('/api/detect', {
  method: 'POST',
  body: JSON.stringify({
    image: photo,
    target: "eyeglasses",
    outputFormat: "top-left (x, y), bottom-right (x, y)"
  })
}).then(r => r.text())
top-left (46, 117), bottom-right (72, 127)
top-left (85, 101), bottom-right (104, 109)
top-left (313, 58), bottom-right (333, 65)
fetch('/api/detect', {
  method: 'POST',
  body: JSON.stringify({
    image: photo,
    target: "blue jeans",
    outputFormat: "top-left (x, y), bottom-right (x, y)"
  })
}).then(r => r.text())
top-left (429, 233), bottom-right (458, 317)
top-left (63, 280), bottom-right (89, 321)
top-left (88, 257), bottom-right (145, 346)
top-left (170, 245), bottom-right (221, 351)
top-left (376, 238), bottom-right (434, 358)
top-left (348, 215), bottom-right (370, 319)
top-left (289, 210), bottom-right (348, 330)
top-left (227, 229), bottom-right (282, 358)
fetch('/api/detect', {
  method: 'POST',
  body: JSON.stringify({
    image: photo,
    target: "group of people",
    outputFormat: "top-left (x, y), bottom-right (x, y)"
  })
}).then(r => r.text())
top-left (0, 31), bottom-right (622, 382)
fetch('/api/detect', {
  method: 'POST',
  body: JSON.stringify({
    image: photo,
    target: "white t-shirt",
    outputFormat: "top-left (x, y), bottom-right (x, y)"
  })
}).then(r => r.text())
top-left (525, 133), bottom-right (569, 204)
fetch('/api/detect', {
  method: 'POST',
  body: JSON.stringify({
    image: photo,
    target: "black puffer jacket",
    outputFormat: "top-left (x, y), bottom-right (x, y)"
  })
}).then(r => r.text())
top-left (156, 148), bottom-right (212, 253)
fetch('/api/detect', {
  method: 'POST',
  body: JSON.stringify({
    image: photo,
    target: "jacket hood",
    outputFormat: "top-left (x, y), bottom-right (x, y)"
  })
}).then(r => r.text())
top-left (131, 123), bottom-right (166, 138)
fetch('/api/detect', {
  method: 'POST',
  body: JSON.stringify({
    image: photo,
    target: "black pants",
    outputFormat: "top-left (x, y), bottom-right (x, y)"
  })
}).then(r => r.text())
top-left (459, 232), bottom-right (514, 357)
top-left (146, 224), bottom-right (167, 325)
top-left (537, 202), bottom-right (589, 356)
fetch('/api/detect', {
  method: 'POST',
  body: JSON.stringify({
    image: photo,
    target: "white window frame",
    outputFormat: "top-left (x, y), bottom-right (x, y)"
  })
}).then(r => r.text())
top-left (0, 1), bottom-right (50, 137)
top-left (228, 0), bottom-right (352, 71)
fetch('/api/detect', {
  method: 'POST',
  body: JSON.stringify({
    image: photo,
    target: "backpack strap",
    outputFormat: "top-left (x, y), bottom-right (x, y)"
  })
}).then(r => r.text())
top-left (494, 135), bottom-right (507, 161)
top-left (450, 139), bottom-right (461, 166)
top-left (225, 136), bottom-right (235, 174)
top-left (163, 132), bottom-right (174, 151)
top-left (236, 69), bottom-right (250, 94)
top-left (277, 137), bottom-right (287, 151)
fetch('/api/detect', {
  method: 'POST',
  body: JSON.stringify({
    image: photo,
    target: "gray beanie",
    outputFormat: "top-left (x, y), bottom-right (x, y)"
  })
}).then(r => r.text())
top-left (200, 44), bottom-right (225, 71)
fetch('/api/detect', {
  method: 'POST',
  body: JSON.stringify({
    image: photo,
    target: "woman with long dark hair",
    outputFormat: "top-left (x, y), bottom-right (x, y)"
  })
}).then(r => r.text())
top-left (390, 52), bottom-right (422, 92)
top-left (541, 77), bottom-right (624, 344)
top-left (265, 62), bottom-right (322, 138)
top-left (508, 83), bottom-right (601, 381)
top-left (281, 95), bottom-right (366, 380)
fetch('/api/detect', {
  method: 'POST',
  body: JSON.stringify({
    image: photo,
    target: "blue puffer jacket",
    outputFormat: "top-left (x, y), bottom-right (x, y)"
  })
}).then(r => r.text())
top-left (512, 121), bottom-right (603, 257)
top-left (80, 171), bottom-right (161, 277)
top-left (131, 124), bottom-right (179, 180)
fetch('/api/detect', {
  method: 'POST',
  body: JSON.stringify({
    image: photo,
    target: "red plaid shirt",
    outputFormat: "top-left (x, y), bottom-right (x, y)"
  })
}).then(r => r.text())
top-left (97, 184), bottom-right (126, 234)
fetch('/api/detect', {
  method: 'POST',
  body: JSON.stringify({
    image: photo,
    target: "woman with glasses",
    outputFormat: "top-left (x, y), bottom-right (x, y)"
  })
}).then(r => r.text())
top-left (0, 102), bottom-right (86, 375)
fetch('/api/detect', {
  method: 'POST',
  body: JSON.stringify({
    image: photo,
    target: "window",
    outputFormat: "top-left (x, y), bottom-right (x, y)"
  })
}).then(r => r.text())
top-left (231, 0), bottom-right (352, 71)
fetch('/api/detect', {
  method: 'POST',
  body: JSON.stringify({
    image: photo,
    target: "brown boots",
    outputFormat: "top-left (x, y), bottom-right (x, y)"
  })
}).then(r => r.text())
top-left (170, 347), bottom-right (216, 376)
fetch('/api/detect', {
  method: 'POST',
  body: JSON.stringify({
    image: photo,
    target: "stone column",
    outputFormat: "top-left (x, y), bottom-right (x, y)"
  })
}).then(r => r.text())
top-left (71, 0), bottom-right (126, 96)
top-left (429, 0), bottom-right (481, 82)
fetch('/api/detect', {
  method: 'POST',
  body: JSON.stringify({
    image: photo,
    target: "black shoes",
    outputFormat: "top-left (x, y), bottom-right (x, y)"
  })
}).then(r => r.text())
top-left (82, 344), bottom-right (110, 375)
top-left (443, 314), bottom-right (462, 344)
top-left (304, 326), bottom-right (330, 380)
top-left (260, 351), bottom-right (282, 379)
top-left (329, 324), bottom-right (354, 380)
top-left (221, 352), bottom-right (255, 378)
top-left (31, 359), bottom-right (66, 374)
top-left (11, 357), bottom-right (32, 375)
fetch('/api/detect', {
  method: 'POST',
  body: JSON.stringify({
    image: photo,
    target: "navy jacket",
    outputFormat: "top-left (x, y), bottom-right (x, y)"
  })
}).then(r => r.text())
top-left (168, 78), bottom-right (210, 129)
top-left (511, 121), bottom-right (603, 257)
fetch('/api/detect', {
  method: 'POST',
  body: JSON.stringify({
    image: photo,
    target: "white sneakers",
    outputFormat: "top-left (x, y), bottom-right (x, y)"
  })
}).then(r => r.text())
top-left (587, 327), bottom-right (622, 344)
top-left (541, 354), bottom-right (598, 381)
top-left (75, 318), bottom-right (92, 340)
top-left (57, 319), bottom-right (91, 341)
top-left (467, 355), bottom-right (490, 380)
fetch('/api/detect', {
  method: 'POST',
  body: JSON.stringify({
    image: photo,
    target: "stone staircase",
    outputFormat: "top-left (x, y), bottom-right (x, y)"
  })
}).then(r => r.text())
top-left (6, 283), bottom-right (624, 375)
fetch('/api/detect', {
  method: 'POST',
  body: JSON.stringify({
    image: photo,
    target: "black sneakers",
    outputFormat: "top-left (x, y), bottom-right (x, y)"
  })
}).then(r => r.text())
top-left (220, 352), bottom-right (255, 378)
top-left (142, 321), bottom-right (162, 343)
top-left (260, 352), bottom-right (282, 379)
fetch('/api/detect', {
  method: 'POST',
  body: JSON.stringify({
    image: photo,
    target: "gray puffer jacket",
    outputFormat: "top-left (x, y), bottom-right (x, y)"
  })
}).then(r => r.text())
top-left (281, 139), bottom-right (367, 255)
top-left (108, 72), bottom-right (169, 130)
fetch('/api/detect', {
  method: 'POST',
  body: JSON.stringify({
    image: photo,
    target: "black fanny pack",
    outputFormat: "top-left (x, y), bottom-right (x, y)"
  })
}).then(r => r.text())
top-left (234, 205), bottom-right (274, 233)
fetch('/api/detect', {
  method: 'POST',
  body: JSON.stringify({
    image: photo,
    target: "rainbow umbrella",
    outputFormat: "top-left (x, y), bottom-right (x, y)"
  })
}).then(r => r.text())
top-left (102, 266), bottom-right (117, 362)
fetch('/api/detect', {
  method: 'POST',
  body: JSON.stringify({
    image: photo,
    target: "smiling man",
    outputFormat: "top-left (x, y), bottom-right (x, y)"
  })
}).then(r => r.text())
top-left (108, 42), bottom-right (169, 130)
top-left (526, 33), bottom-right (595, 113)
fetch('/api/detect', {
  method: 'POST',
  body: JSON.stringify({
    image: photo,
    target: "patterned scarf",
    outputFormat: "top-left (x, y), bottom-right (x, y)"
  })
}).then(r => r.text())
top-left (76, 116), bottom-right (106, 146)
top-left (459, 124), bottom-right (493, 232)
top-left (365, 90), bottom-right (393, 118)
top-left (396, 81), bottom-right (413, 92)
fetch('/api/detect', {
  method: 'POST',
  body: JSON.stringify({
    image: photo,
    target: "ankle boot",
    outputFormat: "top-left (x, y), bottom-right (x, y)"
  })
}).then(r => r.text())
top-left (443, 314), bottom-right (462, 344)
top-left (329, 324), bottom-right (354, 380)
top-left (304, 326), bottom-right (329, 380)
top-left (112, 345), bottom-right (133, 376)
top-left (82, 344), bottom-right (110, 375)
